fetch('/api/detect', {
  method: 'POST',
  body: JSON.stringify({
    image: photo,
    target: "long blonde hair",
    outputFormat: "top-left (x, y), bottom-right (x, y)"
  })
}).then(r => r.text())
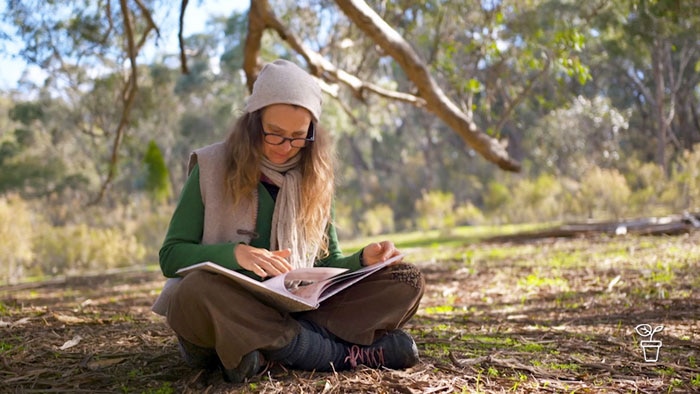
top-left (223, 109), bottom-right (335, 257)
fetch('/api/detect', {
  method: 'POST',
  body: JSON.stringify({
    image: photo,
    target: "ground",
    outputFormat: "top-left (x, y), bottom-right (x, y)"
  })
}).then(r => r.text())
top-left (1, 232), bottom-right (699, 393)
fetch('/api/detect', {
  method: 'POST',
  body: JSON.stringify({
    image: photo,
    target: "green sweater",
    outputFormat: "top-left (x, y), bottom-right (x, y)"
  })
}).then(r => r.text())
top-left (159, 165), bottom-right (362, 278)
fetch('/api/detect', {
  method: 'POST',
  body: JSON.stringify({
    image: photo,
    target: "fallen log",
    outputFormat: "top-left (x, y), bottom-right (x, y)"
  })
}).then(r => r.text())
top-left (486, 212), bottom-right (700, 243)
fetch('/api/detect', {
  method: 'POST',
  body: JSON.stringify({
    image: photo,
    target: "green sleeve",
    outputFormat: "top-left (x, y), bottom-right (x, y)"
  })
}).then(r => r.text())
top-left (316, 209), bottom-right (363, 271)
top-left (158, 165), bottom-right (240, 277)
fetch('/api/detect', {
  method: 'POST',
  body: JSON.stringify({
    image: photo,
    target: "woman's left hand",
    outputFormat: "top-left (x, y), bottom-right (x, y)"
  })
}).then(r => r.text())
top-left (361, 240), bottom-right (403, 266)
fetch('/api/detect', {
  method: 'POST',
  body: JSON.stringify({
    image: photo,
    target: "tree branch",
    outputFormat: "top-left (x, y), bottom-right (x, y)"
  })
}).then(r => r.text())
top-left (132, 0), bottom-right (159, 53)
top-left (245, 0), bottom-right (424, 106)
top-left (493, 53), bottom-right (552, 133)
top-left (334, 0), bottom-right (520, 171)
top-left (92, 0), bottom-right (141, 205)
top-left (178, 0), bottom-right (190, 74)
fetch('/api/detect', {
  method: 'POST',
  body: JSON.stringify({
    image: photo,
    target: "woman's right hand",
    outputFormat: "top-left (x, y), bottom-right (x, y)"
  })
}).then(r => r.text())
top-left (234, 244), bottom-right (293, 278)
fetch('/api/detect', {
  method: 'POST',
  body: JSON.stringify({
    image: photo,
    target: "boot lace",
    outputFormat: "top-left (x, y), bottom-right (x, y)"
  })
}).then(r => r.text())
top-left (344, 344), bottom-right (385, 368)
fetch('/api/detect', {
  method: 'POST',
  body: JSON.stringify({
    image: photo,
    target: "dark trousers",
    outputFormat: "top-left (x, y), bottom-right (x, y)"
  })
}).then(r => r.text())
top-left (166, 263), bottom-right (424, 369)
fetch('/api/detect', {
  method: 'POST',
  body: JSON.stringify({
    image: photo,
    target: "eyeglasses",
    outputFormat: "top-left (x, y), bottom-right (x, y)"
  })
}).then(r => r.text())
top-left (261, 123), bottom-right (315, 148)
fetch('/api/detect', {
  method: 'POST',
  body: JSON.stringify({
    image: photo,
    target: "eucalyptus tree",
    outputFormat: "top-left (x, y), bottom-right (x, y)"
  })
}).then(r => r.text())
top-left (2, 0), bottom-right (611, 210)
top-left (2, 0), bottom-right (165, 204)
top-left (591, 0), bottom-right (700, 173)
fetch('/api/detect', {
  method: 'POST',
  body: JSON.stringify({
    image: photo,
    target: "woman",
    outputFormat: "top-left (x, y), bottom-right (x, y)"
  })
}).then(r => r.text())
top-left (153, 59), bottom-right (425, 383)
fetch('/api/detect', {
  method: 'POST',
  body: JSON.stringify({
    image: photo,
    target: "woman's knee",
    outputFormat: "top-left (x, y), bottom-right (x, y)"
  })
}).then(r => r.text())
top-left (173, 271), bottom-right (215, 300)
top-left (388, 263), bottom-right (424, 291)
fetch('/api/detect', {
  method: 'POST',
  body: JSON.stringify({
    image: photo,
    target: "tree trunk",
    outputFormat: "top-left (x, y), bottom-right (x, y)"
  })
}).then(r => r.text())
top-left (652, 38), bottom-right (667, 173)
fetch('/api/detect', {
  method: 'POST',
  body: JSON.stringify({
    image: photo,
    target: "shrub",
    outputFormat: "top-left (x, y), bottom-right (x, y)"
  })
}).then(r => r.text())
top-left (454, 200), bottom-right (485, 225)
top-left (501, 174), bottom-right (564, 223)
top-left (414, 190), bottom-right (455, 233)
top-left (33, 223), bottom-right (147, 276)
top-left (626, 160), bottom-right (668, 216)
top-left (670, 144), bottom-right (700, 212)
top-left (143, 140), bottom-right (172, 204)
top-left (358, 204), bottom-right (395, 236)
top-left (577, 167), bottom-right (631, 219)
top-left (0, 195), bottom-right (35, 284)
top-left (482, 180), bottom-right (512, 222)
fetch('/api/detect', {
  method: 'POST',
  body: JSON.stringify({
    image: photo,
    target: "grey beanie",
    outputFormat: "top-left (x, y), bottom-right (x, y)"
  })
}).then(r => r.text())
top-left (244, 59), bottom-right (323, 122)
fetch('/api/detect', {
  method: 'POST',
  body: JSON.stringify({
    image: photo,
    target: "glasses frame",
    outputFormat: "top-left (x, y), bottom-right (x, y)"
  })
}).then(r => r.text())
top-left (261, 122), bottom-right (315, 148)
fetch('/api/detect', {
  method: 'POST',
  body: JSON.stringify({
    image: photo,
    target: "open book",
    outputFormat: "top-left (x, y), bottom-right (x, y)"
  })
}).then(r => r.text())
top-left (176, 254), bottom-right (403, 312)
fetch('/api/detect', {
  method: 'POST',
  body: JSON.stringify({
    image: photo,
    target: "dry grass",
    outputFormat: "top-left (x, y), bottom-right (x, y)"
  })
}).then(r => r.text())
top-left (1, 232), bottom-right (699, 393)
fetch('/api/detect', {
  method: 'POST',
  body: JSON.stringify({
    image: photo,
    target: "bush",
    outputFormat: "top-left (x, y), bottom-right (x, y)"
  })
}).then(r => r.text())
top-left (670, 144), bottom-right (700, 212)
top-left (142, 140), bottom-right (172, 204)
top-left (483, 181), bottom-right (511, 214)
top-left (501, 174), bottom-right (565, 223)
top-left (33, 223), bottom-right (147, 276)
top-left (625, 160), bottom-right (668, 216)
top-left (577, 167), bottom-right (631, 219)
top-left (414, 190), bottom-right (455, 233)
top-left (358, 204), bottom-right (395, 236)
top-left (0, 195), bottom-right (35, 284)
top-left (454, 201), bottom-right (485, 225)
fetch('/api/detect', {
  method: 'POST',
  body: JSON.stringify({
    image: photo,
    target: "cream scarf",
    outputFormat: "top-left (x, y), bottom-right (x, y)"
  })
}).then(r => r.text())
top-left (260, 155), bottom-right (320, 269)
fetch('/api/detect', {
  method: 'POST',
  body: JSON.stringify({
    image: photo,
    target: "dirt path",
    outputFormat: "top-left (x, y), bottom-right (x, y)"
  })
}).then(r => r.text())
top-left (2, 233), bottom-right (699, 393)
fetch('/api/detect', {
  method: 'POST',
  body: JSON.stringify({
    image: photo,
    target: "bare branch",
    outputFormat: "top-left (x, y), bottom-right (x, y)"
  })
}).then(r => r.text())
top-left (92, 0), bottom-right (141, 205)
top-left (178, 0), bottom-right (190, 74)
top-left (243, 0), bottom-right (266, 92)
top-left (132, 0), bottom-right (159, 53)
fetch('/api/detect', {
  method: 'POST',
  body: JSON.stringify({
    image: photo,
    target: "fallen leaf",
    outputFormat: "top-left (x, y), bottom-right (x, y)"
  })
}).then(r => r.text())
top-left (607, 275), bottom-right (622, 292)
top-left (59, 335), bottom-right (83, 350)
top-left (54, 313), bottom-right (87, 324)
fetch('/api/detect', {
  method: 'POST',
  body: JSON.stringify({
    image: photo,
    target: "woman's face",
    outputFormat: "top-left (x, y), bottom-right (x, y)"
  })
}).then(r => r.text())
top-left (260, 104), bottom-right (313, 165)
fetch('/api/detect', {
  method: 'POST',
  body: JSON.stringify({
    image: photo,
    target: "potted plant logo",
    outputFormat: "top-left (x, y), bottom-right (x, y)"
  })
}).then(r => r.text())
top-left (634, 324), bottom-right (664, 362)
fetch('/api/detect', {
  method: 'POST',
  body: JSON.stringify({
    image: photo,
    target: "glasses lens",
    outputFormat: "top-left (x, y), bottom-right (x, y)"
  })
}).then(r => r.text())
top-left (290, 139), bottom-right (307, 148)
top-left (264, 134), bottom-right (285, 145)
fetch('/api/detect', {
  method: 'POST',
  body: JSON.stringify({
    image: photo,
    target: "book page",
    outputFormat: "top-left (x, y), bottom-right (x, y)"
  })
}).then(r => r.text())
top-left (262, 267), bottom-right (347, 297)
top-left (175, 254), bottom-right (404, 312)
top-left (176, 262), bottom-right (320, 311)
top-left (314, 254), bottom-right (402, 302)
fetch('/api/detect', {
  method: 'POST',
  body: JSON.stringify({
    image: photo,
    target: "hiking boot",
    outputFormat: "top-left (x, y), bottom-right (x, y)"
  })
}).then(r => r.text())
top-left (344, 330), bottom-right (419, 369)
top-left (177, 336), bottom-right (218, 370)
top-left (221, 350), bottom-right (265, 383)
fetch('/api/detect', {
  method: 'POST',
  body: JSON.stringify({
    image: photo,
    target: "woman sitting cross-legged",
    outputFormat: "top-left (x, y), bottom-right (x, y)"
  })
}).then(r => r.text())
top-left (152, 59), bottom-right (425, 383)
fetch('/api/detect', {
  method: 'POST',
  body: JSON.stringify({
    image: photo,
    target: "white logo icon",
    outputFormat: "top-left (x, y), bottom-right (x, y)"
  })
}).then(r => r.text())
top-left (634, 324), bottom-right (664, 362)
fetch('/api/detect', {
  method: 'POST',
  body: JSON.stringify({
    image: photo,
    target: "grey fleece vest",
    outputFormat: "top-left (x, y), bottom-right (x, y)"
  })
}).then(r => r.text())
top-left (151, 141), bottom-right (258, 316)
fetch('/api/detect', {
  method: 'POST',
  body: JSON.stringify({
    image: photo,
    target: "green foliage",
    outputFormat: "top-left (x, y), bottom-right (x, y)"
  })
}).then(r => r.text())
top-left (500, 174), bottom-right (565, 223)
top-left (9, 102), bottom-right (44, 125)
top-left (142, 140), bottom-right (171, 204)
top-left (578, 167), bottom-right (631, 219)
top-left (525, 95), bottom-right (629, 179)
top-left (0, 195), bottom-right (35, 284)
top-left (33, 222), bottom-right (147, 276)
top-left (415, 190), bottom-right (456, 233)
top-left (358, 204), bottom-right (395, 236)
top-left (669, 144), bottom-right (700, 211)
top-left (483, 181), bottom-right (511, 215)
top-left (454, 201), bottom-right (485, 226)
top-left (625, 159), bottom-right (668, 215)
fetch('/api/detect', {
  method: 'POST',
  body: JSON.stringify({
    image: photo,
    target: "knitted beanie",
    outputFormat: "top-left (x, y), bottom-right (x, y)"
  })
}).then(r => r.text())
top-left (244, 59), bottom-right (323, 122)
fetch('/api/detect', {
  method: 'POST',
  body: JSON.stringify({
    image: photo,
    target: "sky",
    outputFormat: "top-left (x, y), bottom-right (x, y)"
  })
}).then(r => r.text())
top-left (0, 0), bottom-right (249, 90)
